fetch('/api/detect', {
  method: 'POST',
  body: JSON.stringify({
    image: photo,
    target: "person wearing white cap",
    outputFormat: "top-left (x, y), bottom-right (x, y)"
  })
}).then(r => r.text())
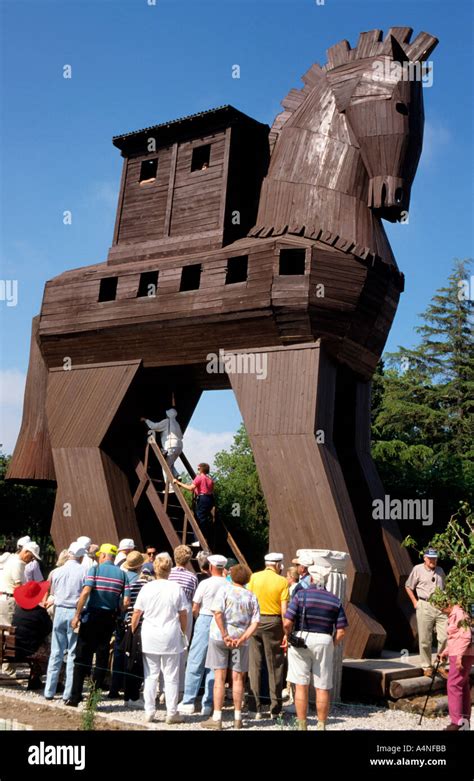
top-left (76, 537), bottom-right (97, 573)
top-left (16, 535), bottom-right (43, 583)
top-left (115, 539), bottom-right (136, 569)
top-left (405, 549), bottom-right (448, 677)
top-left (141, 408), bottom-right (183, 490)
top-left (284, 563), bottom-right (348, 730)
top-left (291, 551), bottom-right (314, 596)
top-left (0, 541), bottom-right (41, 675)
top-left (178, 554), bottom-right (228, 716)
top-left (43, 542), bottom-right (87, 702)
top-left (247, 553), bottom-right (289, 718)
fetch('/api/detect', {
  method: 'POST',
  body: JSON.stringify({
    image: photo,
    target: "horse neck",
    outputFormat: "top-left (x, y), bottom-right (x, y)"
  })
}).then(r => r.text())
top-left (255, 83), bottom-right (395, 267)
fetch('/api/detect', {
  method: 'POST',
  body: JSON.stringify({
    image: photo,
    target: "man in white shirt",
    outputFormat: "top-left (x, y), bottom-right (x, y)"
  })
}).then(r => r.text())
top-left (0, 541), bottom-right (42, 674)
top-left (15, 536), bottom-right (43, 582)
top-left (178, 554), bottom-right (228, 716)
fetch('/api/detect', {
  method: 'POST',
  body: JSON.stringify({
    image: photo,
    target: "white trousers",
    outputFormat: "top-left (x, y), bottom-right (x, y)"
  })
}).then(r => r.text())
top-left (143, 652), bottom-right (180, 716)
top-left (178, 604), bottom-right (193, 693)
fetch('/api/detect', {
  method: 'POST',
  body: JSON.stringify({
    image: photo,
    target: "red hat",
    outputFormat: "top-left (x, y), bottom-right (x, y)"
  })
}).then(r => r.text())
top-left (14, 580), bottom-right (50, 610)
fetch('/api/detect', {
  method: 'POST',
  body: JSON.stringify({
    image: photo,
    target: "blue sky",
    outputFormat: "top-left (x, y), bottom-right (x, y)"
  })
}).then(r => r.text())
top-left (0, 0), bottom-right (473, 462)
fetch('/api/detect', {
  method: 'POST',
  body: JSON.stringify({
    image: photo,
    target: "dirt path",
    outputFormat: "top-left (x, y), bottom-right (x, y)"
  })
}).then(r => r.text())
top-left (0, 695), bottom-right (144, 731)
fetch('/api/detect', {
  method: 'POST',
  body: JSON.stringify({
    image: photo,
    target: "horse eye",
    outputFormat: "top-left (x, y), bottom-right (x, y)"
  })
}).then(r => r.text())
top-left (396, 102), bottom-right (409, 116)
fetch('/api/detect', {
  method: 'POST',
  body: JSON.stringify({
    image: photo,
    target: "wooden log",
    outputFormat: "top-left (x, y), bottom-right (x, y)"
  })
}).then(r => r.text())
top-left (390, 675), bottom-right (446, 700)
top-left (389, 695), bottom-right (448, 717)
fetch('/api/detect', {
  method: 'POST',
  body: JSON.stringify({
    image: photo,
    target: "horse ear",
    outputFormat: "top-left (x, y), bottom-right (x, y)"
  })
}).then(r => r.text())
top-left (380, 34), bottom-right (409, 64)
top-left (332, 76), bottom-right (361, 112)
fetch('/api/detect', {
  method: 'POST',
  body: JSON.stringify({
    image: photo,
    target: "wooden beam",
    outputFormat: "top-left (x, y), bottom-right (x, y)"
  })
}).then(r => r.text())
top-left (164, 142), bottom-right (178, 237)
top-left (136, 460), bottom-right (181, 550)
top-left (148, 439), bottom-right (209, 550)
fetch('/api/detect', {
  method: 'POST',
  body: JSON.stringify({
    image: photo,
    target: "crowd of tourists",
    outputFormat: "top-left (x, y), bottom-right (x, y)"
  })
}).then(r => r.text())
top-left (0, 537), bottom-right (471, 731)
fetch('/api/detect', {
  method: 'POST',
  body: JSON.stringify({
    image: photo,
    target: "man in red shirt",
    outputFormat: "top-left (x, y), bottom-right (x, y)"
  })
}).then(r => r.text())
top-left (174, 463), bottom-right (214, 545)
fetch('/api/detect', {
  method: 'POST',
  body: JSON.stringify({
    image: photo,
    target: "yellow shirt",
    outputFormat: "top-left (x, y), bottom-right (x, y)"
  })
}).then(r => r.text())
top-left (248, 568), bottom-right (289, 616)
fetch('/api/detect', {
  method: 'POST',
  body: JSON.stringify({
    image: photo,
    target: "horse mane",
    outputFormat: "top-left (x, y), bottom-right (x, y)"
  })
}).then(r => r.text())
top-left (269, 28), bottom-right (438, 152)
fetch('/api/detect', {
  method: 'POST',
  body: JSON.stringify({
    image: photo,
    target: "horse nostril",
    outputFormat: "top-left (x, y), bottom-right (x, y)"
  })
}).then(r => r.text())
top-left (396, 102), bottom-right (409, 115)
top-left (395, 188), bottom-right (404, 204)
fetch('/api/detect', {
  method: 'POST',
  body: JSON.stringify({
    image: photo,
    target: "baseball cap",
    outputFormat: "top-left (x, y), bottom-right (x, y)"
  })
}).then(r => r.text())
top-left (97, 543), bottom-right (118, 557)
top-left (68, 542), bottom-right (87, 558)
top-left (77, 536), bottom-right (92, 550)
top-left (265, 552), bottom-right (284, 563)
top-left (208, 554), bottom-right (228, 568)
top-left (17, 535), bottom-right (31, 548)
top-left (118, 538), bottom-right (135, 551)
top-left (424, 548), bottom-right (438, 558)
top-left (22, 541), bottom-right (41, 561)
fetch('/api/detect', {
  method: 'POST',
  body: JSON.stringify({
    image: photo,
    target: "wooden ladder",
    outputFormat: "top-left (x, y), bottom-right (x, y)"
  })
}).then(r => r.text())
top-left (133, 434), bottom-right (248, 566)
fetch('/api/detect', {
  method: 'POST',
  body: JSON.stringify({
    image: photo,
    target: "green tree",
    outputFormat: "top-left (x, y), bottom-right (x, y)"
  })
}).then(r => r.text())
top-left (213, 424), bottom-right (269, 567)
top-left (372, 258), bottom-right (474, 543)
top-left (0, 454), bottom-right (55, 560)
top-left (403, 503), bottom-right (474, 614)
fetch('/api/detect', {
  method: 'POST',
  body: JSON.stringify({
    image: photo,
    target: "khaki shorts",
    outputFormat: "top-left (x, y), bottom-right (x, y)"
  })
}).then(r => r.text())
top-left (287, 632), bottom-right (334, 689)
top-left (205, 638), bottom-right (249, 673)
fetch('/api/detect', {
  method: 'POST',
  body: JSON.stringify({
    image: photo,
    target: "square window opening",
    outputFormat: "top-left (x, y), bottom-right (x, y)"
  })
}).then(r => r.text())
top-left (180, 264), bottom-right (201, 292)
top-left (137, 270), bottom-right (159, 298)
top-left (191, 145), bottom-right (211, 172)
top-left (98, 277), bottom-right (118, 302)
top-left (139, 158), bottom-right (158, 183)
top-left (279, 248), bottom-right (306, 275)
top-left (225, 256), bottom-right (248, 285)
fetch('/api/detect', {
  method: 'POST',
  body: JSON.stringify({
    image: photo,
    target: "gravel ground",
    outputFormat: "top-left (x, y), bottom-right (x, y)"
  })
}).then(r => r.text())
top-left (0, 680), bottom-right (456, 731)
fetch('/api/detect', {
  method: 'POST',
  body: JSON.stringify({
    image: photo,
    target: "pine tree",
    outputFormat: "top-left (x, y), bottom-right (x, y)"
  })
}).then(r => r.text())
top-left (372, 258), bottom-right (474, 539)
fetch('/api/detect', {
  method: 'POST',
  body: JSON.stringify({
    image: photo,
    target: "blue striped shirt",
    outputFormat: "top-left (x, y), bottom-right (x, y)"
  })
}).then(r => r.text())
top-left (85, 563), bottom-right (129, 611)
top-left (285, 585), bottom-right (348, 635)
top-left (169, 566), bottom-right (198, 605)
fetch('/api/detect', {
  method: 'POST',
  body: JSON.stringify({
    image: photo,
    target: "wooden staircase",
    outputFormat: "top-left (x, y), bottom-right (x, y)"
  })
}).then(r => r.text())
top-left (134, 433), bottom-right (247, 568)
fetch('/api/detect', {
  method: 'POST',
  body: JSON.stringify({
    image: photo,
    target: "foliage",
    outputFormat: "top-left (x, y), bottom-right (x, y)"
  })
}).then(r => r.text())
top-left (213, 424), bottom-right (269, 567)
top-left (372, 258), bottom-right (474, 544)
top-left (0, 455), bottom-right (56, 566)
top-left (81, 684), bottom-right (102, 731)
top-left (402, 503), bottom-right (474, 613)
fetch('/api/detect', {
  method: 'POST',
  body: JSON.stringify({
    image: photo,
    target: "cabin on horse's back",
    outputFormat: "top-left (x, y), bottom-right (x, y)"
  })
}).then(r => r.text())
top-left (8, 28), bottom-right (439, 659)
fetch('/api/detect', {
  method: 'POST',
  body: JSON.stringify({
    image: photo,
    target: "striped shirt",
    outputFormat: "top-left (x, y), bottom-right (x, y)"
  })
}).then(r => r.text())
top-left (125, 576), bottom-right (149, 625)
top-left (169, 566), bottom-right (198, 605)
top-left (285, 585), bottom-right (348, 636)
top-left (85, 563), bottom-right (129, 611)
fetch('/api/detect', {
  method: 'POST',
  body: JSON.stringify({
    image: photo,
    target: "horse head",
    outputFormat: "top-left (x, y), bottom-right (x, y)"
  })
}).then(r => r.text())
top-left (327, 32), bottom-right (438, 221)
top-left (254, 29), bottom-right (438, 255)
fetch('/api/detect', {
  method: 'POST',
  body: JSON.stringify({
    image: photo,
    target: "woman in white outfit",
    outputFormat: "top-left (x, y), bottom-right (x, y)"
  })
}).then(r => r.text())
top-left (131, 552), bottom-right (188, 724)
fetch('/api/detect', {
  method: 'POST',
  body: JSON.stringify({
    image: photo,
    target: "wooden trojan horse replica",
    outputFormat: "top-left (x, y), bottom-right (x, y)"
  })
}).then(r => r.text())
top-left (9, 28), bottom-right (438, 657)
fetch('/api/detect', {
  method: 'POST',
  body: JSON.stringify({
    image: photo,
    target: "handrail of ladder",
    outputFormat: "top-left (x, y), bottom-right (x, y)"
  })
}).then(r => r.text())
top-left (147, 435), bottom-right (209, 551)
top-left (179, 447), bottom-right (249, 567)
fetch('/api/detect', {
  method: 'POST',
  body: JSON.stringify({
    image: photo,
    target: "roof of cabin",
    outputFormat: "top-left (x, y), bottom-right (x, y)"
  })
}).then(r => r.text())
top-left (113, 105), bottom-right (268, 155)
